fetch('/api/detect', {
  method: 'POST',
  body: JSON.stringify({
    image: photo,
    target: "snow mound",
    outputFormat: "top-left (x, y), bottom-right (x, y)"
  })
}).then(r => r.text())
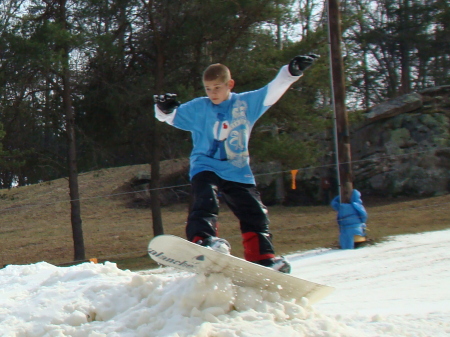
top-left (0, 229), bottom-right (449, 336)
top-left (0, 262), bottom-right (357, 336)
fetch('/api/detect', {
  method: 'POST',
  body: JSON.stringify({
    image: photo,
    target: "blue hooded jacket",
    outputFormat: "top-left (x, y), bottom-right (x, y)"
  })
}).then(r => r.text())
top-left (331, 189), bottom-right (367, 249)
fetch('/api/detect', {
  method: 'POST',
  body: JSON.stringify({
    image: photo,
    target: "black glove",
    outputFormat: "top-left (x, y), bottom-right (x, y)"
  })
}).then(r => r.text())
top-left (288, 54), bottom-right (320, 76)
top-left (153, 93), bottom-right (180, 114)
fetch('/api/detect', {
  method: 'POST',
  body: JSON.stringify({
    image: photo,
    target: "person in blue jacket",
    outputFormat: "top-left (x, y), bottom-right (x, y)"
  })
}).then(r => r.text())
top-left (331, 189), bottom-right (368, 249)
top-left (154, 55), bottom-right (318, 273)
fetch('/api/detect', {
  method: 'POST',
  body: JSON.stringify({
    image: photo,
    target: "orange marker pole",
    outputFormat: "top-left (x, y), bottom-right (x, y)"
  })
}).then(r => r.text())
top-left (291, 170), bottom-right (298, 190)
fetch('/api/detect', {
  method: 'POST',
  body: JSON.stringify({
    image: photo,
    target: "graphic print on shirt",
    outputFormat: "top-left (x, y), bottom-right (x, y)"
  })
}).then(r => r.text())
top-left (206, 99), bottom-right (250, 168)
top-left (207, 118), bottom-right (230, 161)
top-left (226, 100), bottom-right (250, 168)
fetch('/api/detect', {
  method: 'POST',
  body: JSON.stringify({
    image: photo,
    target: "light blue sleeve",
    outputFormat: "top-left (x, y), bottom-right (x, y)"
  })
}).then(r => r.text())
top-left (236, 86), bottom-right (270, 124)
top-left (172, 98), bottom-right (208, 132)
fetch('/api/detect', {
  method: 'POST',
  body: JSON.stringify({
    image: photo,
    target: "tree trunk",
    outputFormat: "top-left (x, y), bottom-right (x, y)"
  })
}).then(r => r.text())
top-left (65, 84), bottom-right (85, 261)
top-left (150, 123), bottom-right (164, 236)
top-left (147, 1), bottom-right (164, 236)
top-left (276, 1), bottom-right (282, 50)
top-left (399, 0), bottom-right (411, 94)
top-left (149, 53), bottom-right (164, 236)
top-left (59, 0), bottom-right (85, 260)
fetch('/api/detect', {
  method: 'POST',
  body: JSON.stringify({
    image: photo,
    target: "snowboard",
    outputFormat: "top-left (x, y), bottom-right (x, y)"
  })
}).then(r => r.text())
top-left (148, 235), bottom-right (334, 304)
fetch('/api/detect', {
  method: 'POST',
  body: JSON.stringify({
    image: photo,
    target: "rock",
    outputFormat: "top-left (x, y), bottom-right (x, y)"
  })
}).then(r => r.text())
top-left (351, 88), bottom-right (450, 197)
top-left (420, 85), bottom-right (450, 97)
top-left (127, 159), bottom-right (190, 207)
top-left (364, 93), bottom-right (423, 121)
top-left (287, 86), bottom-right (450, 204)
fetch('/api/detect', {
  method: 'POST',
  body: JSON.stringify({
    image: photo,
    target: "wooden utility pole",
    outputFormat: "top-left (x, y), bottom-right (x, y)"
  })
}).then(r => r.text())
top-left (327, 0), bottom-right (353, 203)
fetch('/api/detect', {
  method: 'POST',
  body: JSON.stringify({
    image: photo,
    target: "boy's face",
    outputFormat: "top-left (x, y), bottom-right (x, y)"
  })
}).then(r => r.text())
top-left (203, 79), bottom-right (235, 105)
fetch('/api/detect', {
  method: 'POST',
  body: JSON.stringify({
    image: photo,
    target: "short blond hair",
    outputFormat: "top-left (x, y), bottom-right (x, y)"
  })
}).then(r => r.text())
top-left (203, 63), bottom-right (231, 83)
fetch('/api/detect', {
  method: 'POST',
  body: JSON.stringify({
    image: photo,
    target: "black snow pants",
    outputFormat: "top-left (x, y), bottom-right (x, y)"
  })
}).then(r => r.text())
top-left (186, 171), bottom-right (275, 262)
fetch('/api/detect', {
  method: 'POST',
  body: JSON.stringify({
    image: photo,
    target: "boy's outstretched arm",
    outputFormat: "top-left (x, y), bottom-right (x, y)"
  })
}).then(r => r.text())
top-left (154, 93), bottom-right (180, 124)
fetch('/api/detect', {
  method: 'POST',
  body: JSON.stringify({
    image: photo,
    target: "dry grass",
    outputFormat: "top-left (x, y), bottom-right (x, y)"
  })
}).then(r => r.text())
top-left (1, 162), bottom-right (450, 271)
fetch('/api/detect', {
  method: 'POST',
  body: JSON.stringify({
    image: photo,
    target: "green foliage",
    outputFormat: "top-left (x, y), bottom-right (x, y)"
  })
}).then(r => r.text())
top-left (251, 132), bottom-right (321, 169)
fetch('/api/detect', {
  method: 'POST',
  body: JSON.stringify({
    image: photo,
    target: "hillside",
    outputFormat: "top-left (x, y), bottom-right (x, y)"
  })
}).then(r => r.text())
top-left (1, 160), bottom-right (450, 270)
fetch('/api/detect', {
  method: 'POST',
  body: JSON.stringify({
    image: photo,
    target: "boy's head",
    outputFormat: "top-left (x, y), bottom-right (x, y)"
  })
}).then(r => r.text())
top-left (203, 63), bottom-right (235, 105)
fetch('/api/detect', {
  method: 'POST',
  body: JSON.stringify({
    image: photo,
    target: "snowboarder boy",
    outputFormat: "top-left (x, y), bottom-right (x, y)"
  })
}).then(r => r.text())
top-left (154, 54), bottom-right (318, 273)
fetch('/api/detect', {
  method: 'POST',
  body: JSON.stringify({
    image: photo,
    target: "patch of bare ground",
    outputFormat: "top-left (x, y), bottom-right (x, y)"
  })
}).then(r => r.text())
top-left (1, 161), bottom-right (450, 270)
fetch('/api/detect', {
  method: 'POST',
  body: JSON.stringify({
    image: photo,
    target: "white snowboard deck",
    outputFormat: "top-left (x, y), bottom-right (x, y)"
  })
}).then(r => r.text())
top-left (148, 235), bottom-right (334, 304)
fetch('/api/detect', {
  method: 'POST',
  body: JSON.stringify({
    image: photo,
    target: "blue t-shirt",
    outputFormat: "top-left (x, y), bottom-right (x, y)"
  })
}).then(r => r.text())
top-left (173, 86), bottom-right (270, 184)
top-left (156, 65), bottom-right (300, 184)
